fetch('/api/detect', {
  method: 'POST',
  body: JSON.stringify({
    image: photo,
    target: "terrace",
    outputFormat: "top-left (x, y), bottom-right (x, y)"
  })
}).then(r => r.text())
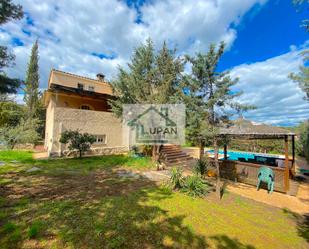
top-left (212, 119), bottom-right (296, 193)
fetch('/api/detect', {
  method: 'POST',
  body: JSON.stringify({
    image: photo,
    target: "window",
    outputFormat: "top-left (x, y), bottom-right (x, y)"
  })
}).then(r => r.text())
top-left (80, 105), bottom-right (91, 110)
top-left (88, 85), bottom-right (95, 92)
top-left (77, 83), bottom-right (84, 90)
top-left (95, 135), bottom-right (106, 144)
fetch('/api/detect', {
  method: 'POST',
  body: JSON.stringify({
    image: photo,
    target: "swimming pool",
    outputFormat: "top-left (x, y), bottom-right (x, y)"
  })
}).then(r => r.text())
top-left (207, 149), bottom-right (282, 161)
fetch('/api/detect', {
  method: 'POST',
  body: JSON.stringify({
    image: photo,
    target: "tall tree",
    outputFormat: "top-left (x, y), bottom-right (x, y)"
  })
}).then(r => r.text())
top-left (290, 1), bottom-right (309, 100)
top-left (289, 51), bottom-right (309, 101)
top-left (0, 0), bottom-right (23, 25)
top-left (0, 0), bottom-right (23, 94)
top-left (185, 42), bottom-right (252, 198)
top-left (109, 39), bottom-right (183, 160)
top-left (24, 40), bottom-right (40, 119)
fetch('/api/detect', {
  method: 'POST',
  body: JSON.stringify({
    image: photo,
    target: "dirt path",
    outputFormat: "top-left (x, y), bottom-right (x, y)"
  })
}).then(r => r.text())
top-left (225, 181), bottom-right (309, 214)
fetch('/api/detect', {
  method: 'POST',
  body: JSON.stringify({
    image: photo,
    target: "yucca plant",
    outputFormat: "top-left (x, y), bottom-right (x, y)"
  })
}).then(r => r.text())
top-left (194, 158), bottom-right (209, 177)
top-left (169, 167), bottom-right (184, 190)
top-left (182, 175), bottom-right (207, 197)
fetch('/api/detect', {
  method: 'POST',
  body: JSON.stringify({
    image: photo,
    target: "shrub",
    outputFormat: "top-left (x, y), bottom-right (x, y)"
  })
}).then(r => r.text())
top-left (169, 167), bottom-right (184, 189)
top-left (194, 158), bottom-right (209, 177)
top-left (2, 222), bottom-right (22, 244)
top-left (27, 221), bottom-right (44, 239)
top-left (0, 100), bottom-right (23, 127)
top-left (141, 145), bottom-right (152, 156)
top-left (59, 130), bottom-right (96, 158)
top-left (182, 175), bottom-right (207, 197)
top-left (131, 145), bottom-right (138, 154)
top-left (296, 121), bottom-right (309, 163)
top-left (0, 118), bottom-right (40, 149)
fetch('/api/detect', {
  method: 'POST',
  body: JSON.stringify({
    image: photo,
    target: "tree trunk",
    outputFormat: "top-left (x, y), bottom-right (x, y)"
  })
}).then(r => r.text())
top-left (79, 150), bottom-right (82, 158)
top-left (152, 145), bottom-right (160, 162)
top-left (214, 137), bottom-right (221, 199)
top-left (8, 140), bottom-right (15, 150)
top-left (199, 141), bottom-right (205, 160)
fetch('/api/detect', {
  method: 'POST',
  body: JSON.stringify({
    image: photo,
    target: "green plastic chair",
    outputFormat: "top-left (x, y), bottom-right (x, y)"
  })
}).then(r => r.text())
top-left (257, 166), bottom-right (274, 193)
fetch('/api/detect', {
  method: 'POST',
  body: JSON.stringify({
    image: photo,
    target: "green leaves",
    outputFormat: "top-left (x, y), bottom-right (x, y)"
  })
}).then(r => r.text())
top-left (181, 175), bottom-right (207, 197)
top-left (296, 121), bottom-right (309, 162)
top-left (168, 167), bottom-right (208, 197)
top-left (60, 130), bottom-right (96, 158)
top-left (0, 118), bottom-right (40, 149)
top-left (24, 40), bottom-right (41, 119)
top-left (0, 0), bottom-right (23, 25)
top-left (0, 100), bottom-right (23, 127)
top-left (194, 158), bottom-right (209, 177)
top-left (109, 39), bottom-right (184, 117)
top-left (169, 167), bottom-right (184, 190)
top-left (289, 51), bottom-right (309, 101)
top-left (184, 42), bottom-right (254, 148)
top-left (0, 1), bottom-right (23, 94)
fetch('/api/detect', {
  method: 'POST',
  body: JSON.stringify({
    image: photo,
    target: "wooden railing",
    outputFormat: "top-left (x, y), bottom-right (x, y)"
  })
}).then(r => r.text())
top-left (210, 159), bottom-right (287, 192)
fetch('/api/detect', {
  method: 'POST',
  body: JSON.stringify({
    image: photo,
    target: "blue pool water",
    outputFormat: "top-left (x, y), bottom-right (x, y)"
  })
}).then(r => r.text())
top-left (207, 150), bottom-right (272, 161)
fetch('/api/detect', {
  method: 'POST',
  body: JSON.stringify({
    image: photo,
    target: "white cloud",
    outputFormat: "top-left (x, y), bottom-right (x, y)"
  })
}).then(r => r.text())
top-left (0, 0), bottom-right (266, 89)
top-left (8, 93), bottom-right (24, 104)
top-left (231, 46), bottom-right (309, 126)
top-left (141, 0), bottom-right (267, 52)
top-left (4, 0), bottom-right (308, 126)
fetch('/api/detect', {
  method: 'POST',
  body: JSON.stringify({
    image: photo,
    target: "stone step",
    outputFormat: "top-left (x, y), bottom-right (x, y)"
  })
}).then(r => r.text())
top-left (161, 145), bottom-right (193, 165)
top-left (166, 156), bottom-right (193, 163)
top-left (161, 148), bottom-right (181, 152)
top-left (162, 151), bottom-right (187, 156)
top-left (165, 153), bottom-right (190, 160)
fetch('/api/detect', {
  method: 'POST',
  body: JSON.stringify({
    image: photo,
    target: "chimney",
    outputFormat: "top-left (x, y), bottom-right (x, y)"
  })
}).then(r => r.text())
top-left (96, 73), bottom-right (105, 82)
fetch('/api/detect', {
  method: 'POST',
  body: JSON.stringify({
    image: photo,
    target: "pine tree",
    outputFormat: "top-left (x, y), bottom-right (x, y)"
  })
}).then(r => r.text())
top-left (109, 39), bottom-right (184, 160)
top-left (290, 1), bottom-right (308, 100)
top-left (0, 0), bottom-right (23, 94)
top-left (289, 53), bottom-right (309, 101)
top-left (185, 42), bottom-right (253, 198)
top-left (0, 0), bottom-right (23, 25)
top-left (24, 40), bottom-right (40, 119)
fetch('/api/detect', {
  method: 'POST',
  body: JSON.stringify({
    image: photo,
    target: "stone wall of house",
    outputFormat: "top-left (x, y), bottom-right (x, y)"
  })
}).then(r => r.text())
top-left (48, 107), bottom-right (128, 156)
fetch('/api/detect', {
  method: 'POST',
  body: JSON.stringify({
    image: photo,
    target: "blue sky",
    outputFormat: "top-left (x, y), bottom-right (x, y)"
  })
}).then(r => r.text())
top-left (1, 0), bottom-right (308, 126)
top-left (219, 0), bottom-right (308, 70)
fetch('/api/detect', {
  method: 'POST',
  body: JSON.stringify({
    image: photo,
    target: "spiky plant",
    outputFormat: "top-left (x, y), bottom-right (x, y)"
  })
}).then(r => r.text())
top-left (182, 175), bottom-right (207, 197)
top-left (169, 167), bottom-right (184, 190)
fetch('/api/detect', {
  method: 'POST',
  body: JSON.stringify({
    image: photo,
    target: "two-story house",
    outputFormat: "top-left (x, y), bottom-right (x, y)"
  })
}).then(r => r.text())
top-left (43, 69), bottom-right (128, 157)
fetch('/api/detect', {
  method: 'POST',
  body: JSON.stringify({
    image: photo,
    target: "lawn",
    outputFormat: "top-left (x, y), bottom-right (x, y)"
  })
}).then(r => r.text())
top-left (0, 151), bottom-right (308, 249)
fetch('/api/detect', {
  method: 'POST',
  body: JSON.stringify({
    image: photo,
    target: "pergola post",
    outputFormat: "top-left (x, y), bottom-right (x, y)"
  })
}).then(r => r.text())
top-left (224, 144), bottom-right (227, 160)
top-left (284, 135), bottom-right (290, 192)
top-left (292, 135), bottom-right (295, 176)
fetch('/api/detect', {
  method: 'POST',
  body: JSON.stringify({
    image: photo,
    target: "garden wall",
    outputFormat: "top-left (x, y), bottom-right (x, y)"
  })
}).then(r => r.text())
top-left (47, 107), bottom-right (128, 156)
top-left (218, 160), bottom-right (286, 192)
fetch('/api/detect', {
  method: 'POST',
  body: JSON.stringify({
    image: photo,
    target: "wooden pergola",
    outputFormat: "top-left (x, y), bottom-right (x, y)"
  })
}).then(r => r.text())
top-left (218, 119), bottom-right (295, 192)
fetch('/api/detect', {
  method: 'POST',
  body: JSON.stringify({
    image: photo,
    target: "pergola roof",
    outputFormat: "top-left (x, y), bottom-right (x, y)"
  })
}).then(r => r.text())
top-left (219, 118), bottom-right (295, 139)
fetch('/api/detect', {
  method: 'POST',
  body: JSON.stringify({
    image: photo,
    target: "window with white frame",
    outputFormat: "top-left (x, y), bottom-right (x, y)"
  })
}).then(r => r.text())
top-left (95, 135), bottom-right (106, 144)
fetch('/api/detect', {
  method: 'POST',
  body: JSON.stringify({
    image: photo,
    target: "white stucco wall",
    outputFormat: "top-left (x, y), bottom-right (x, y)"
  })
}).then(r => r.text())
top-left (48, 107), bottom-right (127, 156)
